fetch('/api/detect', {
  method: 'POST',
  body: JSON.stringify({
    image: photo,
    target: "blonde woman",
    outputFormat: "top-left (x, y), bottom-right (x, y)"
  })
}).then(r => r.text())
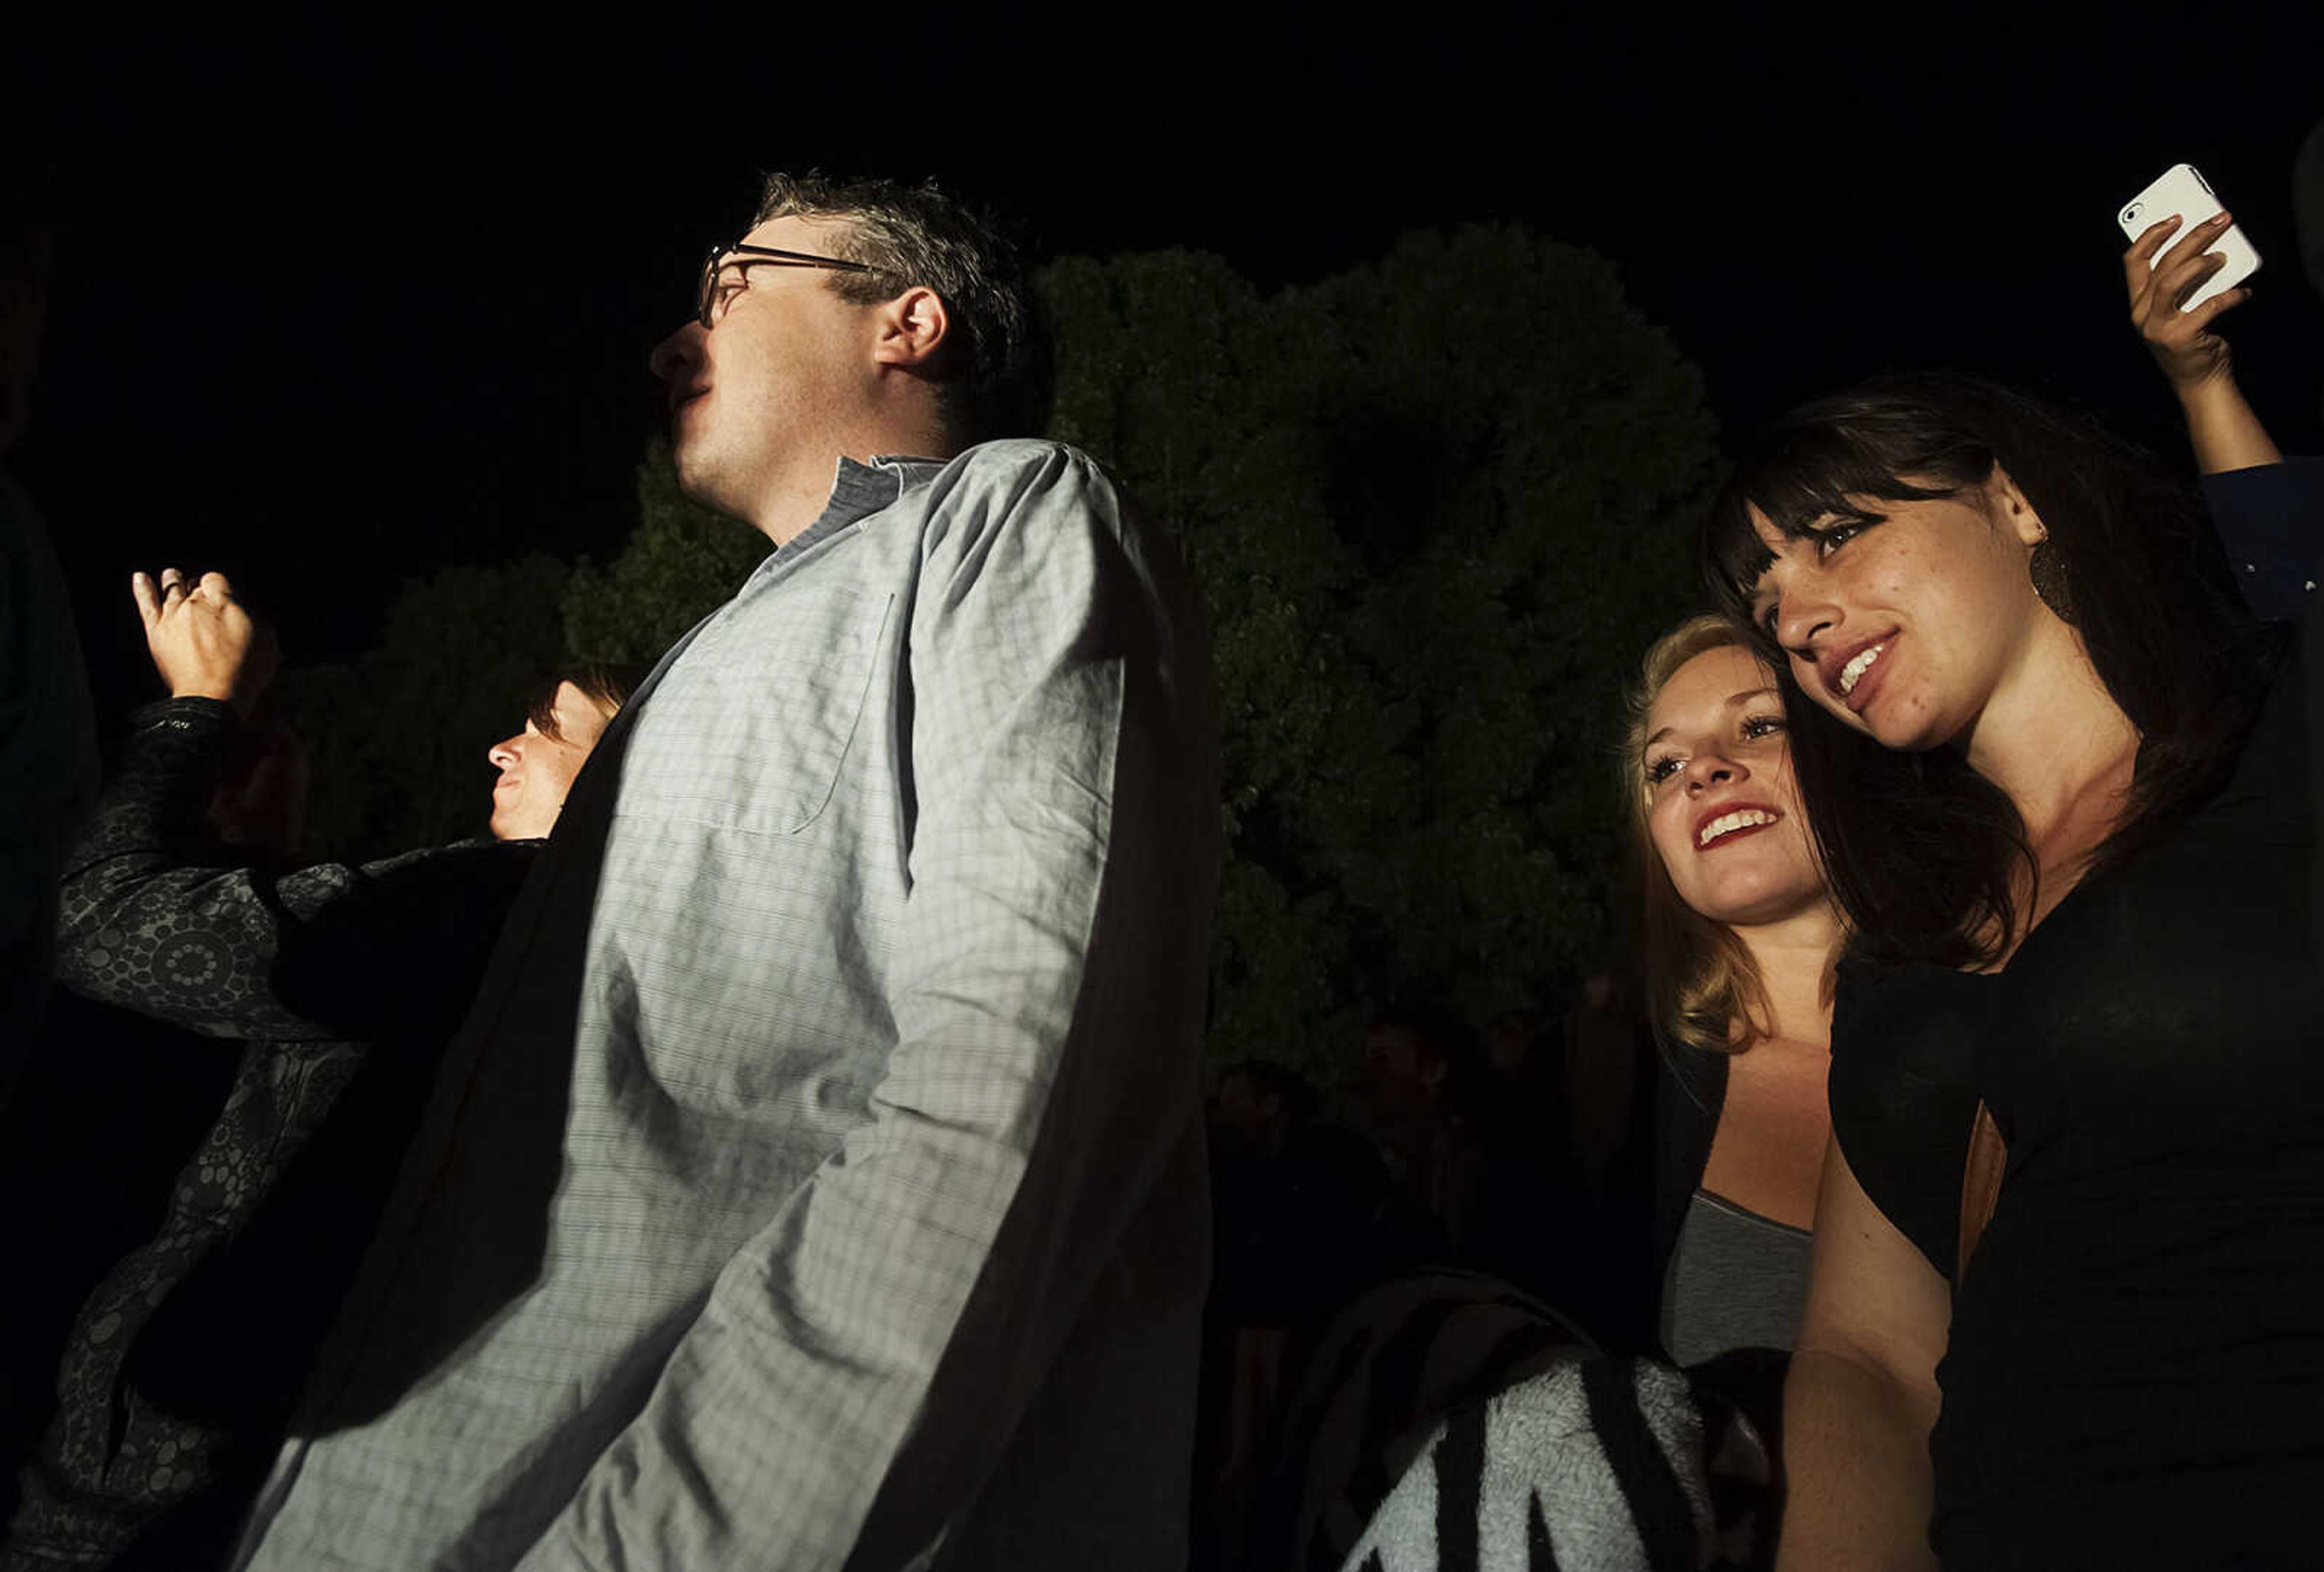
top-left (1314, 616), bottom-right (1843, 1572)
top-left (1629, 614), bottom-right (1842, 1383)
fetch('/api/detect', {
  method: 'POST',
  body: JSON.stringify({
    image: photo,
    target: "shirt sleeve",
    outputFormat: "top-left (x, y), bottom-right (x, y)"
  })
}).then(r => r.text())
top-left (515, 444), bottom-right (1218, 1571)
top-left (58, 697), bottom-right (533, 1044)
top-left (2202, 455), bottom-right (2324, 624)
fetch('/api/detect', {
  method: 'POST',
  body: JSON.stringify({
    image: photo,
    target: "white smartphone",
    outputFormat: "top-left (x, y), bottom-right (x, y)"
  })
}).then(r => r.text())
top-left (2118, 163), bottom-right (2262, 311)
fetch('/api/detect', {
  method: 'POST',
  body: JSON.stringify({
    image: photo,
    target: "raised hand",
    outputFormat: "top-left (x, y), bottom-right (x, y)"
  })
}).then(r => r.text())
top-left (131, 567), bottom-right (279, 716)
top-left (2122, 211), bottom-right (2279, 475)
top-left (2124, 211), bottom-right (2251, 393)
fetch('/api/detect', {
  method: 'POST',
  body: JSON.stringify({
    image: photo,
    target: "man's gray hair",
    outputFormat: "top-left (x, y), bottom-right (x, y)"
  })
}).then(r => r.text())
top-left (753, 173), bottom-right (1051, 444)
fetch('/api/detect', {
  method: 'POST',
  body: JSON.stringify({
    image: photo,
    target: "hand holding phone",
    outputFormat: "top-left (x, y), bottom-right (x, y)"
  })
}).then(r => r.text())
top-left (2118, 163), bottom-right (2262, 311)
top-left (2120, 166), bottom-right (2281, 470)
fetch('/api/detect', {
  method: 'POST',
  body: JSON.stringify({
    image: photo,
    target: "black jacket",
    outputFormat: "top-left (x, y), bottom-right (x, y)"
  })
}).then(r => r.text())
top-left (1, 698), bottom-right (534, 1570)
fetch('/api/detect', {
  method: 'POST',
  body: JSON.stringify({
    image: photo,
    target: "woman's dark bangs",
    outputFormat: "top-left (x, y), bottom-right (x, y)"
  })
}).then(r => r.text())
top-left (1705, 425), bottom-right (1909, 617)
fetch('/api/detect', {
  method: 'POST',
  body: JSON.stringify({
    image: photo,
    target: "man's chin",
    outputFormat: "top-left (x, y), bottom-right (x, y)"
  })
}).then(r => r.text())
top-left (669, 450), bottom-right (738, 516)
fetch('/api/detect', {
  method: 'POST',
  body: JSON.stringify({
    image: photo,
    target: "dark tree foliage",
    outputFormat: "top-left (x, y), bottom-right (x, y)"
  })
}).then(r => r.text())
top-left (562, 442), bottom-right (767, 664)
top-left (1042, 231), bottom-right (1718, 1079)
top-left (281, 228), bottom-right (1718, 1085)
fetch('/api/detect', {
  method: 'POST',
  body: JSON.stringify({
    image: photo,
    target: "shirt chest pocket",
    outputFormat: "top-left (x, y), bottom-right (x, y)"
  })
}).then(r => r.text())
top-left (617, 588), bottom-right (896, 837)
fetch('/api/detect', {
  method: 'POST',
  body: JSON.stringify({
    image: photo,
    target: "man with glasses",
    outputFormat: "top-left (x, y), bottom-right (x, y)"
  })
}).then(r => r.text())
top-left (234, 174), bottom-right (1218, 1572)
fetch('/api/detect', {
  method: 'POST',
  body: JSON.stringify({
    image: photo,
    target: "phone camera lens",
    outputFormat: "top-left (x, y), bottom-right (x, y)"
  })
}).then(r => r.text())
top-left (2124, 204), bottom-right (2142, 223)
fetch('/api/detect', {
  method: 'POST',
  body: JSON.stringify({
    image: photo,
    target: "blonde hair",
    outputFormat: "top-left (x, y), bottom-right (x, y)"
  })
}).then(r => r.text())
top-left (1622, 615), bottom-right (1782, 1054)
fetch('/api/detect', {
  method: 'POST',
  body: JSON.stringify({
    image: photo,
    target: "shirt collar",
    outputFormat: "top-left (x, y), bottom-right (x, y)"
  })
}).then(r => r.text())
top-left (778, 453), bottom-right (950, 557)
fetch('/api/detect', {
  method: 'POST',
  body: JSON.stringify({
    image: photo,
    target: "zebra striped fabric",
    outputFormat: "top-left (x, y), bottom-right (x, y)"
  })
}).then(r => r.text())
top-left (1250, 1271), bottom-right (1772, 1572)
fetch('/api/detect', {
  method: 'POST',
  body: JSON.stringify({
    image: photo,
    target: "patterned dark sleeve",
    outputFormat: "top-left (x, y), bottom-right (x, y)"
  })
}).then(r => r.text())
top-left (57, 698), bottom-right (536, 1044)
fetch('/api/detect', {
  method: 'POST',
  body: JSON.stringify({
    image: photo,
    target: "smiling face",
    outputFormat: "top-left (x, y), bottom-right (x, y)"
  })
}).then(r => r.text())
top-left (1641, 644), bottom-right (1826, 929)
top-left (1741, 474), bottom-right (2051, 755)
top-left (487, 680), bottom-right (614, 841)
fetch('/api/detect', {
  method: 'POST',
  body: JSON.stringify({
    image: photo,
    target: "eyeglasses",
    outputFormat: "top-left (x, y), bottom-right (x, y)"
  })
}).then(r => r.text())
top-left (695, 241), bottom-right (873, 328)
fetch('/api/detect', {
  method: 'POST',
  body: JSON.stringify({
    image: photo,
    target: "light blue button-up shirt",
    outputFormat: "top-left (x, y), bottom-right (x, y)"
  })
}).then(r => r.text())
top-left (240, 440), bottom-right (1218, 1571)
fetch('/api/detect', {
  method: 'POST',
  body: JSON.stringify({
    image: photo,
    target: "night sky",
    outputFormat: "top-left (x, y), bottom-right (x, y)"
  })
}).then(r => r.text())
top-left (11, 15), bottom-right (2323, 723)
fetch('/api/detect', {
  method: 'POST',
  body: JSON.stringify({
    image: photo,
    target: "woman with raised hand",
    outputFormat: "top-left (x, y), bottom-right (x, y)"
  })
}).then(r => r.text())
top-left (2, 568), bottom-right (638, 1572)
top-left (1702, 215), bottom-right (2317, 1569)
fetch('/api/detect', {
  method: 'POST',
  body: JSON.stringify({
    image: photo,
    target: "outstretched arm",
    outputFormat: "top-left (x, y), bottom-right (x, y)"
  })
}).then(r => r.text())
top-left (2123, 211), bottom-right (2279, 475)
top-left (2124, 215), bottom-right (2324, 621)
top-left (1776, 1135), bottom-right (1949, 1571)
top-left (61, 570), bottom-right (528, 1044)
top-left (516, 447), bottom-right (1217, 1571)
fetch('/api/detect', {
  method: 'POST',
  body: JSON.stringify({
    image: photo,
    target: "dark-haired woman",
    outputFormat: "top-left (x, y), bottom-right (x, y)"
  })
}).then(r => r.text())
top-left (1699, 225), bottom-right (2319, 1569)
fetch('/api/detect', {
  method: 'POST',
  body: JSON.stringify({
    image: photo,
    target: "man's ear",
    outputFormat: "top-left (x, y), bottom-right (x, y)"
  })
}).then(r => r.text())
top-left (870, 286), bottom-right (950, 370)
top-left (1987, 463), bottom-right (2048, 548)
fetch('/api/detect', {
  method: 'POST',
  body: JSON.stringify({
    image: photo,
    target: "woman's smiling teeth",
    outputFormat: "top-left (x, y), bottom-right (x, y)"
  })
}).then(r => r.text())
top-left (1839, 642), bottom-right (1887, 697)
top-left (1698, 808), bottom-right (1780, 848)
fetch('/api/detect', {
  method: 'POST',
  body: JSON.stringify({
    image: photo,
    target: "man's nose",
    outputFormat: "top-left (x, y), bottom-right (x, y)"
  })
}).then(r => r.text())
top-left (488, 734), bottom-right (522, 770)
top-left (649, 321), bottom-right (705, 384)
